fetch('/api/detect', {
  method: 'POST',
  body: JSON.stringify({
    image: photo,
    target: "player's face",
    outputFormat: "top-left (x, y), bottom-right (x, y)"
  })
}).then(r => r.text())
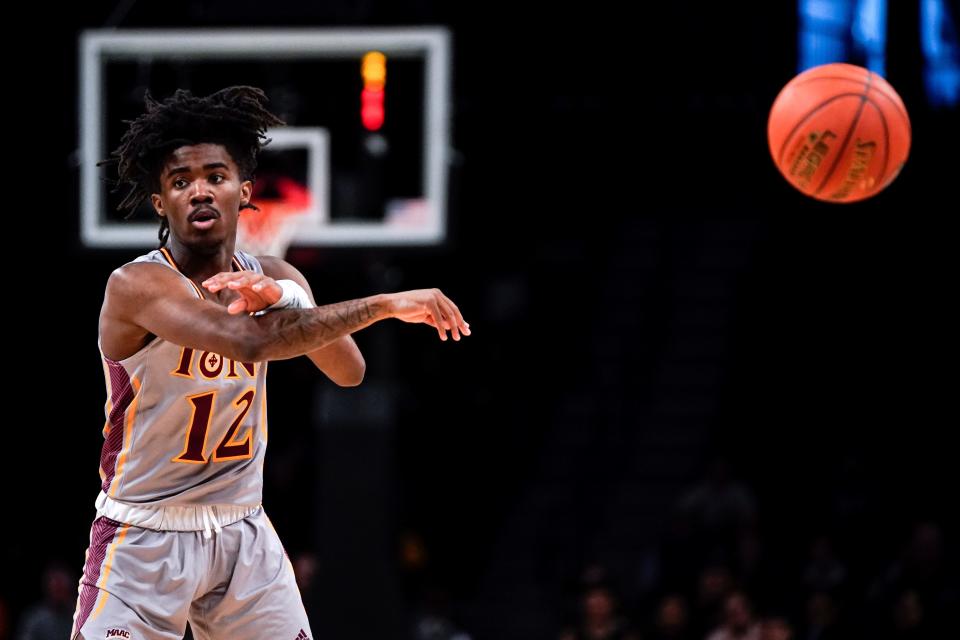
top-left (150, 143), bottom-right (252, 249)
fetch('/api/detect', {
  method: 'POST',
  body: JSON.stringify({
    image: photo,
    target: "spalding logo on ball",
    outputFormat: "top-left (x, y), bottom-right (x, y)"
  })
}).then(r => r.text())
top-left (768, 62), bottom-right (911, 203)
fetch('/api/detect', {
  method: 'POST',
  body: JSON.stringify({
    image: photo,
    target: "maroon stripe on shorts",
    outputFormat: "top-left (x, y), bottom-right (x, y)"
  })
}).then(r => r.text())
top-left (100, 359), bottom-right (135, 493)
top-left (73, 517), bottom-right (122, 634)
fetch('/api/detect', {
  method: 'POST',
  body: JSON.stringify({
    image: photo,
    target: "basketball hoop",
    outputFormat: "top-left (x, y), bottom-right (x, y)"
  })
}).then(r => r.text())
top-left (236, 177), bottom-right (311, 258)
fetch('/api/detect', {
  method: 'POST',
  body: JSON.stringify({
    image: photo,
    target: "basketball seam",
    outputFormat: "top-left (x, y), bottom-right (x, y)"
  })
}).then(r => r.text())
top-left (790, 75), bottom-right (909, 125)
top-left (865, 80), bottom-right (912, 139)
top-left (867, 98), bottom-right (890, 190)
top-left (793, 77), bottom-right (903, 118)
top-left (776, 93), bottom-right (865, 167)
top-left (814, 73), bottom-right (874, 196)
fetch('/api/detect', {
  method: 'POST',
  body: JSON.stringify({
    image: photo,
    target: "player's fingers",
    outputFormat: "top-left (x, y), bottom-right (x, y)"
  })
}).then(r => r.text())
top-left (250, 275), bottom-right (275, 296)
top-left (438, 300), bottom-right (461, 341)
top-left (202, 271), bottom-right (243, 292)
top-left (206, 270), bottom-right (241, 282)
top-left (227, 298), bottom-right (248, 315)
top-left (429, 301), bottom-right (448, 341)
top-left (201, 274), bottom-right (227, 291)
top-left (442, 295), bottom-right (469, 336)
top-left (250, 277), bottom-right (282, 304)
top-left (227, 272), bottom-right (258, 289)
top-left (237, 290), bottom-right (257, 306)
top-left (430, 290), bottom-right (453, 329)
top-left (201, 272), bottom-right (228, 285)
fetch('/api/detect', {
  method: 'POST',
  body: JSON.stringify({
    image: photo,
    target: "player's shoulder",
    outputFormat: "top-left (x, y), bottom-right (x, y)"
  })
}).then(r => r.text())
top-left (109, 257), bottom-right (172, 284)
top-left (105, 252), bottom-right (189, 299)
top-left (110, 249), bottom-right (164, 274)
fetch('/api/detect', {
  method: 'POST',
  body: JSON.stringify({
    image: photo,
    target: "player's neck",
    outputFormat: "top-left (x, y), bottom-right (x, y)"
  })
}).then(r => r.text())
top-left (165, 237), bottom-right (237, 282)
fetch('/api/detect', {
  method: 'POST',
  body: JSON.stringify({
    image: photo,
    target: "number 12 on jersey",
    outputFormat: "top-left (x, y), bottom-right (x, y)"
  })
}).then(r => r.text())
top-left (173, 388), bottom-right (256, 464)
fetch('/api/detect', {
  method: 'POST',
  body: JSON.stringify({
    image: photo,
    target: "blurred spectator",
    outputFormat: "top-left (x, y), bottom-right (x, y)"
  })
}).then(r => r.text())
top-left (581, 563), bottom-right (611, 590)
top-left (868, 520), bottom-right (958, 633)
top-left (411, 586), bottom-right (472, 640)
top-left (758, 615), bottom-right (793, 640)
top-left (559, 585), bottom-right (640, 640)
top-left (677, 458), bottom-right (757, 536)
top-left (896, 522), bottom-right (944, 590)
top-left (561, 563), bottom-right (630, 635)
top-left (705, 591), bottom-right (760, 640)
top-left (13, 563), bottom-right (74, 640)
top-left (292, 551), bottom-right (318, 592)
top-left (676, 458), bottom-right (758, 574)
top-left (801, 536), bottom-right (847, 593)
top-left (886, 589), bottom-right (932, 640)
top-left (291, 550), bottom-right (319, 622)
top-left (413, 613), bottom-right (472, 640)
top-left (800, 592), bottom-right (841, 640)
top-left (694, 564), bottom-right (735, 636)
top-left (647, 594), bottom-right (690, 640)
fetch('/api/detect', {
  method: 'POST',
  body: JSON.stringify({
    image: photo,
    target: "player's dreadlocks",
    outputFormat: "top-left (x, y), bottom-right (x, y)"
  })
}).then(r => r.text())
top-left (103, 86), bottom-right (286, 248)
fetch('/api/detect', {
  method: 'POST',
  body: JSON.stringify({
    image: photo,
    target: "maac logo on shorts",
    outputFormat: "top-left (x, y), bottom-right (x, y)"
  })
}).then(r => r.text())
top-left (105, 629), bottom-right (131, 639)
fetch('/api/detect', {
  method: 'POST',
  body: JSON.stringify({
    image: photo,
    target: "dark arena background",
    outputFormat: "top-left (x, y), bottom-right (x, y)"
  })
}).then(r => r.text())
top-left (3, 1), bottom-right (959, 639)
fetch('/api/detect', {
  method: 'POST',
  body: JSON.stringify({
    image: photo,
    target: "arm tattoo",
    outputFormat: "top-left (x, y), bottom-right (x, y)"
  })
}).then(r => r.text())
top-left (253, 297), bottom-right (383, 359)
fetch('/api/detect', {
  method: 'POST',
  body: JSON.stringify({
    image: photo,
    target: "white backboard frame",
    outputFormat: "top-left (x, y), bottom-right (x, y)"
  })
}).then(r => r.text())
top-left (80, 27), bottom-right (451, 247)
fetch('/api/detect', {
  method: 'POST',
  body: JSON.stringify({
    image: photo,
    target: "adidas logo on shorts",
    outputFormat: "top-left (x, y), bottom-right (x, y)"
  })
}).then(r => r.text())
top-left (294, 629), bottom-right (310, 640)
top-left (105, 629), bottom-right (131, 639)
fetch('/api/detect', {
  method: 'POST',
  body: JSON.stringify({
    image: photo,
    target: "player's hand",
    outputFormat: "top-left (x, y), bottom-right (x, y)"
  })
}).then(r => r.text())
top-left (386, 289), bottom-right (471, 341)
top-left (201, 272), bottom-right (283, 315)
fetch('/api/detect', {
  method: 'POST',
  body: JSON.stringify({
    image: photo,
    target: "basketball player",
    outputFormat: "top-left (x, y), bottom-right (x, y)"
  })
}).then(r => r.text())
top-left (72, 86), bottom-right (469, 640)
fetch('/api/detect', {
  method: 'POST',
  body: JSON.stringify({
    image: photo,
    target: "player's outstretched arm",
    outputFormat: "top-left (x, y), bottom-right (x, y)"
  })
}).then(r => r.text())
top-left (202, 262), bottom-right (470, 345)
top-left (100, 262), bottom-right (469, 364)
top-left (244, 286), bottom-right (469, 361)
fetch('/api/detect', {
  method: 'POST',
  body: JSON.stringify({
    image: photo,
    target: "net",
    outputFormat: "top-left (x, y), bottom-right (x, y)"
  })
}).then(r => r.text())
top-left (236, 177), bottom-right (311, 258)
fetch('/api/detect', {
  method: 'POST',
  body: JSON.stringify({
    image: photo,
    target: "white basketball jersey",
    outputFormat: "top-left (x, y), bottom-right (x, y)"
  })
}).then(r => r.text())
top-left (97, 248), bottom-right (268, 506)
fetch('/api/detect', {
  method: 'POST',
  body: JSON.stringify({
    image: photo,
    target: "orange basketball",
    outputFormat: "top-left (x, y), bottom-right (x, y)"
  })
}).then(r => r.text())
top-left (768, 62), bottom-right (911, 203)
